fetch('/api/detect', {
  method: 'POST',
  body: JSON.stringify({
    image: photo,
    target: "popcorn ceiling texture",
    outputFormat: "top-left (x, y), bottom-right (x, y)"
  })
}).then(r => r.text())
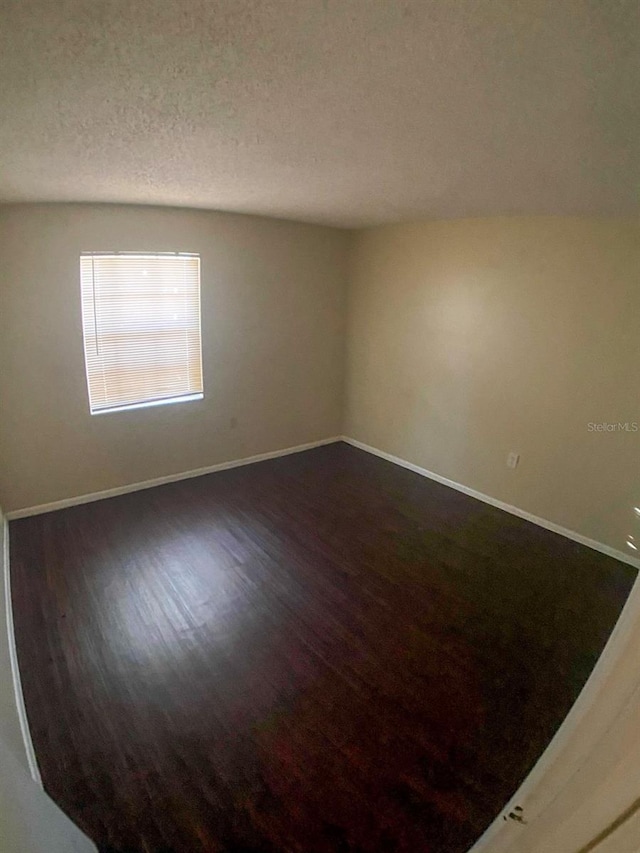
top-left (0, 0), bottom-right (638, 227)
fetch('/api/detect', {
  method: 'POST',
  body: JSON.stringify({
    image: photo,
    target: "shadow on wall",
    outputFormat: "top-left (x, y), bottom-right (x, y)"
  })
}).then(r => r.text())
top-left (0, 737), bottom-right (96, 853)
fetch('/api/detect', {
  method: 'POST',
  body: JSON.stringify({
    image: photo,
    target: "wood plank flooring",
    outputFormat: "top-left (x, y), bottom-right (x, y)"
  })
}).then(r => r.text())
top-left (10, 442), bottom-right (636, 853)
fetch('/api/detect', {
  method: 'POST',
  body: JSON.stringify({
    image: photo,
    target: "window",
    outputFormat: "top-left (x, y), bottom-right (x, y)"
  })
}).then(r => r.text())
top-left (80, 252), bottom-right (203, 414)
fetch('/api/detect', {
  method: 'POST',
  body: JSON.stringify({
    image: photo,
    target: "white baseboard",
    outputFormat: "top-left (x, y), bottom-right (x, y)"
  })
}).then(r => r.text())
top-left (3, 516), bottom-right (42, 786)
top-left (6, 437), bottom-right (342, 520)
top-left (341, 436), bottom-right (640, 571)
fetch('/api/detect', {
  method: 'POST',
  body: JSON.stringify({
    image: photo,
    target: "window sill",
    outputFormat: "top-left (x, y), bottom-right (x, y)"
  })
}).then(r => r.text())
top-left (90, 393), bottom-right (204, 416)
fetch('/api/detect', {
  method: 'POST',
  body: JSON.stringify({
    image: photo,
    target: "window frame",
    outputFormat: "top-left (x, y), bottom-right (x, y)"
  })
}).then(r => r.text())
top-left (79, 251), bottom-right (204, 416)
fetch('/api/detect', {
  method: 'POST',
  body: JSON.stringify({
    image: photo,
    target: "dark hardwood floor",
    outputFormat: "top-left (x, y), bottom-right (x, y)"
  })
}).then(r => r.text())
top-left (10, 442), bottom-right (636, 853)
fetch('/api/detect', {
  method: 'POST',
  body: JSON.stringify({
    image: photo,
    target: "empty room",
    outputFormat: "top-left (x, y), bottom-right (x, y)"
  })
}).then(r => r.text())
top-left (1, 2), bottom-right (639, 852)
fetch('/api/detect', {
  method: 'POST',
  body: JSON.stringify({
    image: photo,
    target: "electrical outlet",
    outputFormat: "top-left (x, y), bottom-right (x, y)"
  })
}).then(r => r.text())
top-left (507, 451), bottom-right (520, 469)
top-left (503, 805), bottom-right (527, 824)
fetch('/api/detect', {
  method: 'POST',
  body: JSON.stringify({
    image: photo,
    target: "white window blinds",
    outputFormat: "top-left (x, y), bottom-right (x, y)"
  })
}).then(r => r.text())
top-left (80, 253), bottom-right (203, 414)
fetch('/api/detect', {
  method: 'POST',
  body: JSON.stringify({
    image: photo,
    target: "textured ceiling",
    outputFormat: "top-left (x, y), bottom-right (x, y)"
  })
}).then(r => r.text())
top-left (0, 0), bottom-right (639, 227)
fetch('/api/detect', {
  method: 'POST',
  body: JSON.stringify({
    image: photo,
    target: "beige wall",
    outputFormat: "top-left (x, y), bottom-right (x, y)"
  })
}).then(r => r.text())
top-left (0, 204), bottom-right (349, 511)
top-left (1, 207), bottom-right (638, 555)
top-left (345, 217), bottom-right (640, 554)
top-left (0, 510), bottom-right (26, 767)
